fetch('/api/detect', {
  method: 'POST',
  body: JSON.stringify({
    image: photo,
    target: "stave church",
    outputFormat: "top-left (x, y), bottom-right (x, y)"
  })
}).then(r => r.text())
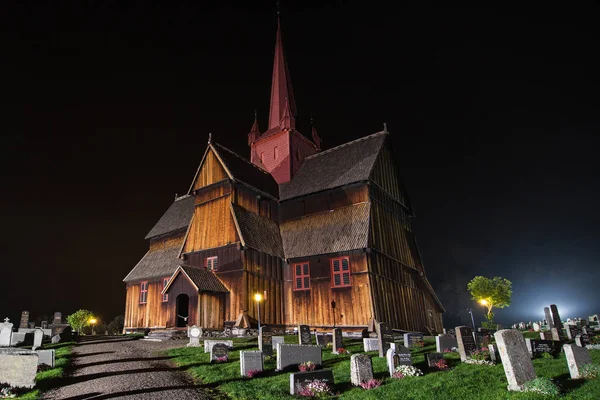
top-left (123, 18), bottom-right (444, 333)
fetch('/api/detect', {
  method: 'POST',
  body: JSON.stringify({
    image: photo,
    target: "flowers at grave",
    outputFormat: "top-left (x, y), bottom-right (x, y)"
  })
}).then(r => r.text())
top-left (325, 342), bottom-right (333, 349)
top-left (434, 358), bottom-right (449, 370)
top-left (297, 379), bottom-right (333, 398)
top-left (336, 347), bottom-right (351, 355)
top-left (394, 365), bottom-right (423, 377)
top-left (298, 361), bottom-right (317, 372)
top-left (464, 358), bottom-right (494, 366)
top-left (0, 386), bottom-right (16, 399)
top-left (391, 371), bottom-right (405, 379)
top-left (522, 377), bottom-right (560, 396)
top-left (359, 378), bottom-right (383, 390)
top-left (586, 344), bottom-right (600, 350)
top-left (246, 369), bottom-right (261, 378)
top-left (442, 348), bottom-right (455, 353)
top-left (580, 363), bottom-right (600, 380)
top-left (214, 355), bottom-right (228, 363)
top-left (413, 340), bottom-right (425, 348)
top-left (469, 349), bottom-right (490, 361)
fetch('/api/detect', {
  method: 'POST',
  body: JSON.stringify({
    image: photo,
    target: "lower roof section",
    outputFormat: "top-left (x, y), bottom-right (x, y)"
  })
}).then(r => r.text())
top-left (123, 246), bottom-right (181, 283)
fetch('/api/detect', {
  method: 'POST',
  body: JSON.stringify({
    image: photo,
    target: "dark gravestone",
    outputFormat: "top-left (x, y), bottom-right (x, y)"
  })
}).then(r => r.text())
top-left (386, 346), bottom-right (412, 376)
top-left (332, 328), bottom-right (343, 353)
top-left (550, 305), bottom-right (563, 337)
top-left (316, 333), bottom-right (332, 348)
top-left (376, 322), bottom-right (393, 357)
top-left (575, 334), bottom-right (592, 347)
top-left (403, 333), bottom-right (424, 348)
top-left (59, 326), bottom-right (72, 342)
top-left (525, 339), bottom-right (559, 358)
top-left (426, 352), bottom-right (444, 368)
top-left (289, 370), bottom-right (334, 395)
top-left (361, 329), bottom-right (369, 339)
top-left (259, 326), bottom-right (273, 356)
top-left (299, 325), bottom-right (311, 345)
top-left (210, 343), bottom-right (229, 363)
top-left (277, 344), bottom-right (322, 371)
top-left (19, 311), bottom-right (30, 329)
top-left (456, 326), bottom-right (477, 362)
top-left (566, 325), bottom-right (582, 340)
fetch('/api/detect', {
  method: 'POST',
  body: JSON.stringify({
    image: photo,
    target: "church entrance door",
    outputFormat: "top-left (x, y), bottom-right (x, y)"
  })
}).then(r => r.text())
top-left (176, 294), bottom-right (189, 327)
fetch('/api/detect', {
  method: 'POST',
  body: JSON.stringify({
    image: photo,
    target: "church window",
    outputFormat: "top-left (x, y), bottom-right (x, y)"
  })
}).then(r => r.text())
top-left (139, 281), bottom-right (148, 304)
top-left (331, 257), bottom-right (351, 287)
top-left (162, 278), bottom-right (169, 302)
top-left (274, 146), bottom-right (279, 159)
top-left (293, 262), bottom-right (310, 290)
top-left (206, 256), bottom-right (218, 271)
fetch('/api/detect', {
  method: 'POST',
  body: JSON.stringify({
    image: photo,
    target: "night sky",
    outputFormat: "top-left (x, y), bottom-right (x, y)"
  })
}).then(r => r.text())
top-left (2, 2), bottom-right (599, 329)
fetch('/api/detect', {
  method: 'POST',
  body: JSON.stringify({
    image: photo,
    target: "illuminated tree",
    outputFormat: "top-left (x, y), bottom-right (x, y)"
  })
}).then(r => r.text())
top-left (66, 309), bottom-right (95, 334)
top-left (467, 276), bottom-right (512, 326)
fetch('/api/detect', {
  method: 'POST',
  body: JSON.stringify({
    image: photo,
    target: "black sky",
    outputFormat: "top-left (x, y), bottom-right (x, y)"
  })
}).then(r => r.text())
top-left (2, 2), bottom-right (599, 328)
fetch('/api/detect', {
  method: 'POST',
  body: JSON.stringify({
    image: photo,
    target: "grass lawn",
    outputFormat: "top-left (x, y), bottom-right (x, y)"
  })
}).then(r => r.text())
top-left (13, 341), bottom-right (75, 400)
top-left (166, 335), bottom-right (600, 400)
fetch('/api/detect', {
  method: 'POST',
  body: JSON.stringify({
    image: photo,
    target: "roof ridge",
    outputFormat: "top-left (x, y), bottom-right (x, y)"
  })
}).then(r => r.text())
top-left (211, 142), bottom-right (272, 176)
top-left (175, 194), bottom-right (192, 201)
top-left (305, 131), bottom-right (387, 160)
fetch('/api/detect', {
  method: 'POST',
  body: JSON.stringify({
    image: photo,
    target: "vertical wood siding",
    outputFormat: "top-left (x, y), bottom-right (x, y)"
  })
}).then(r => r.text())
top-left (192, 149), bottom-right (228, 191)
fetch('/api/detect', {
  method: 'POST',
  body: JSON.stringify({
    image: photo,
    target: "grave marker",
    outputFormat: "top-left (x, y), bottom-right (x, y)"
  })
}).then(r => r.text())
top-left (494, 329), bottom-right (537, 391)
top-left (204, 340), bottom-right (233, 353)
top-left (240, 350), bottom-right (263, 376)
top-left (575, 334), bottom-right (592, 347)
top-left (544, 307), bottom-right (554, 329)
top-left (289, 370), bottom-right (334, 395)
top-left (332, 328), bottom-right (343, 353)
top-left (315, 333), bottom-right (332, 348)
top-left (0, 348), bottom-right (38, 388)
top-left (187, 325), bottom-right (202, 347)
top-left (455, 326), bottom-right (477, 361)
top-left (488, 343), bottom-right (500, 362)
top-left (259, 326), bottom-right (273, 356)
top-left (525, 339), bottom-right (558, 358)
top-left (36, 349), bottom-right (55, 367)
top-left (298, 325), bottom-right (311, 345)
top-left (276, 344), bottom-right (322, 371)
top-left (272, 336), bottom-right (285, 352)
top-left (210, 343), bottom-right (229, 363)
top-left (19, 311), bottom-right (30, 329)
top-left (0, 318), bottom-right (14, 347)
top-left (426, 352), bottom-right (444, 368)
top-left (32, 328), bottom-right (44, 350)
top-left (550, 305), bottom-right (563, 337)
top-left (551, 328), bottom-right (561, 342)
top-left (363, 338), bottom-right (378, 352)
top-left (385, 345), bottom-right (411, 376)
top-left (563, 343), bottom-right (592, 379)
top-left (376, 322), bottom-right (393, 357)
top-left (350, 354), bottom-right (373, 386)
top-left (403, 332), bottom-right (424, 348)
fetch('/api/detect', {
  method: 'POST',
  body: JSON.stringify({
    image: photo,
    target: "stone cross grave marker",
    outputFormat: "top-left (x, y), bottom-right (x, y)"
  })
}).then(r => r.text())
top-left (575, 334), bottom-right (592, 347)
top-left (544, 307), bottom-right (554, 329)
top-left (426, 352), bottom-right (444, 368)
top-left (204, 340), bottom-right (233, 353)
top-left (210, 343), bottom-right (229, 363)
top-left (276, 343), bottom-right (322, 371)
top-left (455, 326), bottom-right (477, 362)
top-left (525, 339), bottom-right (558, 358)
top-left (290, 370), bottom-right (334, 395)
top-left (363, 338), bottom-right (378, 352)
top-left (0, 318), bottom-right (14, 347)
top-left (259, 326), bottom-right (273, 356)
top-left (563, 343), bottom-right (592, 379)
top-left (298, 325), bottom-right (311, 345)
top-left (187, 325), bottom-right (202, 347)
top-left (494, 329), bottom-right (537, 391)
top-left (376, 322), bottom-right (393, 357)
top-left (350, 354), bottom-right (373, 386)
top-left (332, 328), bottom-right (343, 353)
top-left (32, 328), bottom-right (44, 350)
top-left (19, 311), bottom-right (30, 329)
top-left (436, 334), bottom-right (457, 352)
top-left (403, 332), bottom-right (424, 349)
top-left (240, 350), bottom-right (263, 376)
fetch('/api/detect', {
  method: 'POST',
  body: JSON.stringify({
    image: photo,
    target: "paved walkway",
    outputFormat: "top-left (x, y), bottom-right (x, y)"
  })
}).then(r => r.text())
top-left (44, 336), bottom-right (217, 400)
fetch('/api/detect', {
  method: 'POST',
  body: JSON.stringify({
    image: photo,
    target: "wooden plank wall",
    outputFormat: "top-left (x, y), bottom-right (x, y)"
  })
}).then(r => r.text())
top-left (197, 292), bottom-right (225, 329)
top-left (164, 273), bottom-right (199, 328)
top-left (234, 185), bottom-right (278, 222)
top-left (183, 196), bottom-right (239, 253)
top-left (279, 185), bottom-right (368, 222)
top-left (124, 280), bottom-right (170, 329)
top-left (282, 250), bottom-right (372, 328)
top-left (192, 149), bottom-right (228, 191)
top-left (242, 249), bottom-right (284, 325)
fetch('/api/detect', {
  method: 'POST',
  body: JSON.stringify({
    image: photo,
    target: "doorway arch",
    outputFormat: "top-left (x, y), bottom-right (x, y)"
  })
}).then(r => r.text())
top-left (176, 294), bottom-right (189, 327)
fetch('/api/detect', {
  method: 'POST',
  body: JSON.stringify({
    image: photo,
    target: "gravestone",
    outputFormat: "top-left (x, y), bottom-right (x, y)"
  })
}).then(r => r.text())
top-left (51, 334), bottom-right (61, 344)
top-left (376, 322), bottom-right (393, 357)
top-left (565, 324), bottom-right (581, 340)
top-left (332, 328), bottom-right (343, 353)
top-left (210, 343), bottom-right (229, 363)
top-left (361, 329), bottom-right (369, 339)
top-left (386, 345), bottom-right (412, 376)
top-left (289, 370), bottom-right (334, 395)
top-left (259, 326), bottom-right (273, 356)
top-left (36, 349), bottom-right (55, 367)
top-left (59, 326), bottom-right (72, 342)
top-left (532, 322), bottom-right (541, 332)
top-left (494, 329), bottom-right (536, 391)
top-left (204, 340), bottom-right (233, 353)
top-left (436, 334), bottom-right (457, 352)
top-left (53, 312), bottom-right (62, 325)
top-left (488, 343), bottom-right (500, 362)
top-left (240, 350), bottom-right (263, 376)
top-left (525, 339), bottom-right (558, 358)
top-left (582, 326), bottom-right (593, 335)
top-left (19, 311), bottom-right (30, 329)
top-left (539, 331), bottom-right (551, 341)
top-left (544, 307), bottom-right (554, 329)
top-left (0, 318), bottom-right (14, 347)
top-left (187, 325), bottom-right (202, 347)
top-left (272, 336), bottom-right (285, 352)
top-left (563, 343), bottom-right (592, 379)
top-left (276, 344), bottom-right (322, 371)
top-left (550, 305), bottom-right (562, 334)
top-left (350, 354), bottom-right (373, 386)
top-left (426, 352), bottom-right (444, 368)
top-left (575, 334), bottom-right (591, 347)
top-left (0, 348), bottom-right (38, 388)
top-left (315, 333), bottom-right (332, 348)
top-left (41, 321), bottom-right (48, 329)
top-left (403, 332), bottom-right (424, 348)
top-left (551, 328), bottom-right (561, 341)
top-left (363, 338), bottom-right (378, 352)
top-left (455, 326), bottom-right (477, 362)
top-left (298, 325), bottom-right (311, 345)
top-left (32, 328), bottom-right (44, 350)
top-left (11, 333), bottom-right (26, 346)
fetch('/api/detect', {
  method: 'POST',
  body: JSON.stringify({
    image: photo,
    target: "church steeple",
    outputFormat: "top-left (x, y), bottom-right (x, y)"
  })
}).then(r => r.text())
top-left (248, 110), bottom-right (260, 146)
top-left (268, 18), bottom-right (296, 130)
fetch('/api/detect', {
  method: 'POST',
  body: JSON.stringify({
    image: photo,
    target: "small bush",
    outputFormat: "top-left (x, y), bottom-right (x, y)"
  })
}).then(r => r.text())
top-left (359, 378), bottom-right (382, 390)
top-left (523, 377), bottom-right (560, 396)
top-left (540, 352), bottom-right (554, 360)
top-left (298, 361), bottom-right (317, 372)
top-left (297, 379), bottom-right (333, 398)
top-left (580, 363), bottom-right (600, 380)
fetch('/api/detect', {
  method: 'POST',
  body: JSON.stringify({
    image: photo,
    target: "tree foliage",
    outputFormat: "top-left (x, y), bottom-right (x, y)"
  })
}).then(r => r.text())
top-left (107, 315), bottom-right (125, 335)
top-left (66, 309), bottom-right (95, 334)
top-left (467, 276), bottom-right (512, 323)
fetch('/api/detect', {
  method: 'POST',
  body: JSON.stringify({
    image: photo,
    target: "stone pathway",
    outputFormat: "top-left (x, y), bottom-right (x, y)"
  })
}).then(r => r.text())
top-left (44, 336), bottom-right (217, 400)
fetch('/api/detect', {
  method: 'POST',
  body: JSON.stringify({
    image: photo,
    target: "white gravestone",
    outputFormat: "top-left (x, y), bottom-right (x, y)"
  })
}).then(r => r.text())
top-left (0, 348), bottom-right (38, 388)
top-left (187, 326), bottom-right (202, 347)
top-left (272, 336), bottom-right (285, 352)
top-left (563, 344), bottom-right (592, 379)
top-left (36, 349), bottom-right (55, 367)
top-left (363, 338), bottom-right (378, 352)
top-left (240, 350), bottom-right (263, 376)
top-left (0, 318), bottom-right (14, 347)
top-left (494, 329), bottom-right (537, 391)
top-left (32, 328), bottom-right (44, 350)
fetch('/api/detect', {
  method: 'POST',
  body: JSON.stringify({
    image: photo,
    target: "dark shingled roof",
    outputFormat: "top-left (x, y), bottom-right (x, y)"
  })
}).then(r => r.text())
top-left (145, 195), bottom-right (195, 239)
top-left (179, 265), bottom-right (229, 293)
top-left (230, 203), bottom-right (284, 258)
top-left (280, 202), bottom-right (370, 259)
top-left (280, 131), bottom-right (387, 201)
top-left (123, 246), bottom-right (182, 283)
top-left (212, 143), bottom-right (279, 199)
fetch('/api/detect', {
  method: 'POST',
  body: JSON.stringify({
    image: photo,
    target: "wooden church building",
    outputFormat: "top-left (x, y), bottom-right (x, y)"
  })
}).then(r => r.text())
top-left (123, 20), bottom-right (444, 333)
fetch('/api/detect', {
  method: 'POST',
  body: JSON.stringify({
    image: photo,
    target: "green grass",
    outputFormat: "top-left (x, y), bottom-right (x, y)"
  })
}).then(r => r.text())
top-left (166, 336), bottom-right (600, 400)
top-left (13, 341), bottom-right (75, 400)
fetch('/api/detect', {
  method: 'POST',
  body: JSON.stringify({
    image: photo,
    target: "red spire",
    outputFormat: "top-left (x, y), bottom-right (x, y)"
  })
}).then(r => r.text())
top-left (268, 18), bottom-right (296, 130)
top-left (248, 110), bottom-right (260, 145)
top-left (311, 115), bottom-right (321, 151)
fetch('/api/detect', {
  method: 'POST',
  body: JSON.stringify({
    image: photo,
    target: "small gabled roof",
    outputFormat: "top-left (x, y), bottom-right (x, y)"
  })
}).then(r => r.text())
top-left (162, 265), bottom-right (229, 294)
top-left (280, 131), bottom-right (387, 201)
top-left (123, 246), bottom-right (182, 283)
top-left (280, 202), bottom-right (370, 259)
top-left (230, 203), bottom-right (284, 258)
top-left (145, 195), bottom-right (195, 240)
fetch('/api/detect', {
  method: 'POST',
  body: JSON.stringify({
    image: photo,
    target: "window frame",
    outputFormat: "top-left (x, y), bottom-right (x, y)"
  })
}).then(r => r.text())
top-left (293, 262), bottom-right (310, 291)
top-left (205, 256), bottom-right (218, 271)
top-left (139, 281), bottom-right (148, 304)
top-left (330, 257), bottom-right (352, 288)
top-left (162, 278), bottom-right (169, 302)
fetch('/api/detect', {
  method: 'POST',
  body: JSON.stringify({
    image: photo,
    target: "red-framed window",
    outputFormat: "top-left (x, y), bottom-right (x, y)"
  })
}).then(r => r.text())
top-left (293, 262), bottom-right (310, 290)
top-left (162, 278), bottom-right (169, 302)
top-left (139, 281), bottom-right (148, 304)
top-left (331, 257), bottom-right (351, 287)
top-left (205, 256), bottom-right (218, 271)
